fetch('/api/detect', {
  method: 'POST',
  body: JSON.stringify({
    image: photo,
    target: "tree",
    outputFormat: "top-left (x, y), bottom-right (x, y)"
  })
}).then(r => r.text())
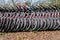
top-left (46, 0), bottom-right (60, 5)
top-left (25, 1), bottom-right (31, 6)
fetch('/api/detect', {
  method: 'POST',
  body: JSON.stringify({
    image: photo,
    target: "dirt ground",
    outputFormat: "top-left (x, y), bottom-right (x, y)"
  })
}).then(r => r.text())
top-left (0, 31), bottom-right (60, 40)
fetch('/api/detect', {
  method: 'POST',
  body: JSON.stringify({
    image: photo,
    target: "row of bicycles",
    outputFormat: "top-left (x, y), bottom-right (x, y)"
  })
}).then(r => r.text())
top-left (0, 11), bottom-right (60, 32)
